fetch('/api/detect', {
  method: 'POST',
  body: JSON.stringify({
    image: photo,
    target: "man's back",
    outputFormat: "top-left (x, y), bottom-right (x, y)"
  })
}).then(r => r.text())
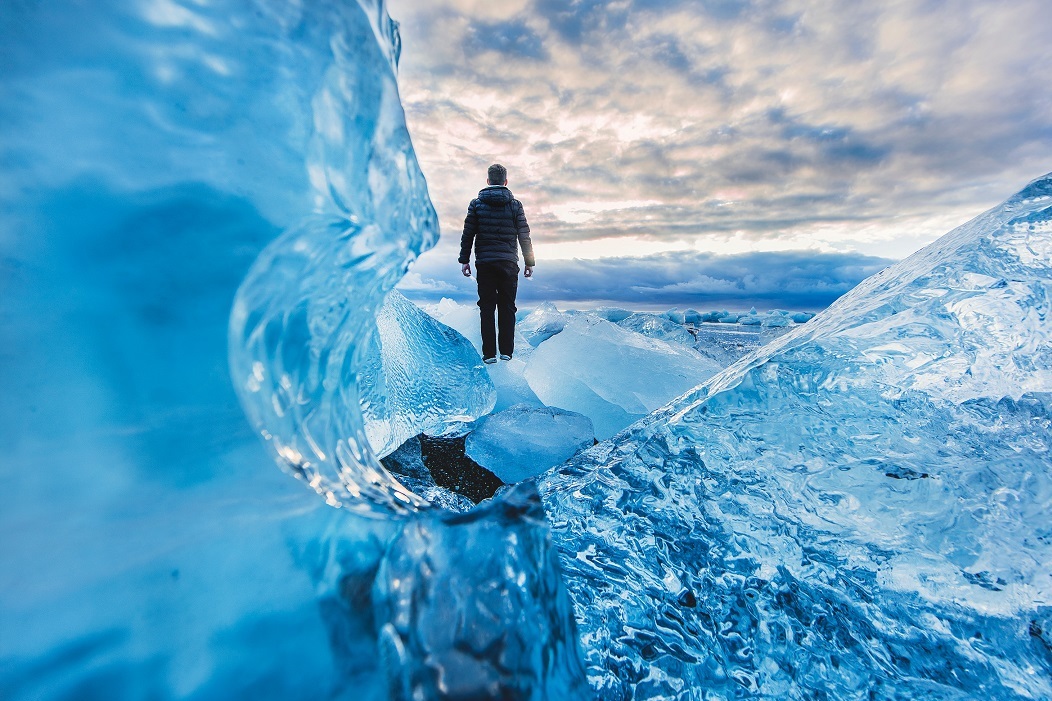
top-left (460, 185), bottom-right (535, 268)
top-left (459, 164), bottom-right (535, 362)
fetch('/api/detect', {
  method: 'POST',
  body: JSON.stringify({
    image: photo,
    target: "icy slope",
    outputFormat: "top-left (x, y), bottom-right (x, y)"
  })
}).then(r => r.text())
top-left (540, 174), bottom-right (1052, 699)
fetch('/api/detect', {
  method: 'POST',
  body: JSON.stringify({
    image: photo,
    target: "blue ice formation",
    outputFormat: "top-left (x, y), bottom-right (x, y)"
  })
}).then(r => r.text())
top-left (425, 298), bottom-right (544, 412)
top-left (525, 315), bottom-right (724, 439)
top-left (465, 404), bottom-right (595, 483)
top-left (1, 1), bottom-right (585, 699)
top-left (539, 174), bottom-right (1052, 699)
top-left (519, 302), bottom-right (574, 346)
top-left (373, 483), bottom-right (587, 700)
top-left (617, 311), bottom-right (697, 346)
top-left (5, 1), bottom-right (1052, 700)
top-left (363, 290), bottom-right (495, 459)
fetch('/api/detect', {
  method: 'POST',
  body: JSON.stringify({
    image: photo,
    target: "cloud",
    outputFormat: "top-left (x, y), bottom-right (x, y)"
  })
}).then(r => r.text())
top-left (401, 249), bottom-right (894, 310)
top-left (464, 18), bottom-right (548, 60)
top-left (396, 270), bottom-right (460, 294)
top-left (389, 0), bottom-right (1052, 262)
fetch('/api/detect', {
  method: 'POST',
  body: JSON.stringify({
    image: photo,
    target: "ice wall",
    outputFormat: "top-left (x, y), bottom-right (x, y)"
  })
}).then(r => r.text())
top-left (1, 1), bottom-right (584, 699)
top-left (540, 174), bottom-right (1052, 699)
top-left (1, 2), bottom-right (412, 697)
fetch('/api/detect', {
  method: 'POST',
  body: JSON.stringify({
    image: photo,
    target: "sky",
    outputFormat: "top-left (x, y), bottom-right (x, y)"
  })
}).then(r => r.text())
top-left (386, 0), bottom-right (1052, 311)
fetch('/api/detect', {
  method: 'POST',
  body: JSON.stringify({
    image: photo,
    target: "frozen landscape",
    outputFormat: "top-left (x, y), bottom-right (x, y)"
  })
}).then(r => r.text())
top-left (2, 2), bottom-right (1051, 700)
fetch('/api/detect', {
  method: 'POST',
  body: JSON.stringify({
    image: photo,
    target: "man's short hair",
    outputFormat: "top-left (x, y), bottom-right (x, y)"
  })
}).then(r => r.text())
top-left (487, 163), bottom-right (507, 185)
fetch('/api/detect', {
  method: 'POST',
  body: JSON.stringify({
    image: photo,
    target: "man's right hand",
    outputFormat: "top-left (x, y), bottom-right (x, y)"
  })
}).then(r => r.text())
top-left (461, 263), bottom-right (472, 277)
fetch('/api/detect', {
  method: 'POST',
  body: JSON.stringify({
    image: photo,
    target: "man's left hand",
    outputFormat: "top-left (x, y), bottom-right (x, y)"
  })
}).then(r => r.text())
top-left (524, 266), bottom-right (534, 278)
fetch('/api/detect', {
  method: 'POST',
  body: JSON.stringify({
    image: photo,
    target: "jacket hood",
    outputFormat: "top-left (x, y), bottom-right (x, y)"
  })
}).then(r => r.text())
top-left (478, 185), bottom-right (513, 205)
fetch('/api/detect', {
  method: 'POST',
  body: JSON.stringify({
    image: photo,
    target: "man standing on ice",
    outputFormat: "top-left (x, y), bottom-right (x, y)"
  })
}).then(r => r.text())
top-left (459, 163), bottom-right (535, 364)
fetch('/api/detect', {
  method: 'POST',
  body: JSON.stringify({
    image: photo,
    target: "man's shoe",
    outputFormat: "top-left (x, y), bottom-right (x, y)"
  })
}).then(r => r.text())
top-left (499, 354), bottom-right (512, 361)
top-left (483, 356), bottom-right (497, 364)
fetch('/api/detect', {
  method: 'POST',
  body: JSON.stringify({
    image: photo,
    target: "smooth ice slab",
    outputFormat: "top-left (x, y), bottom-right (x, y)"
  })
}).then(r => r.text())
top-left (524, 315), bottom-right (723, 439)
top-left (540, 173), bottom-right (1052, 699)
top-left (464, 404), bottom-right (595, 483)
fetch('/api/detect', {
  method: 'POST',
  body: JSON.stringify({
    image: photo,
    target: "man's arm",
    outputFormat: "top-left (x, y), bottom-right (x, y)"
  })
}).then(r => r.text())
top-left (514, 200), bottom-right (535, 273)
top-left (459, 200), bottom-right (478, 269)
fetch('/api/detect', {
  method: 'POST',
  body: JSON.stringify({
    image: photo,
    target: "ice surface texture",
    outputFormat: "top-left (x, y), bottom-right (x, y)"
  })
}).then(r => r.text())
top-left (364, 290), bottom-right (495, 459)
top-left (617, 312), bottom-right (696, 346)
top-left (225, 2), bottom-right (442, 513)
top-left (540, 174), bottom-right (1052, 699)
top-left (465, 404), bottom-right (595, 483)
top-left (1, 1), bottom-right (422, 697)
top-left (373, 483), bottom-right (590, 699)
top-left (1, 1), bottom-right (585, 699)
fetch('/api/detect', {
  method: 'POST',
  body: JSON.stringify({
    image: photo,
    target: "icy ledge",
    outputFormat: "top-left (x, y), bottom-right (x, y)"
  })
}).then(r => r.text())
top-left (540, 173), bottom-right (1052, 699)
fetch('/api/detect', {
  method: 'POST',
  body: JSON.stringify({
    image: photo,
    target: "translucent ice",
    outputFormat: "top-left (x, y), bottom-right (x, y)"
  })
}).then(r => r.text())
top-left (524, 315), bottom-right (724, 439)
top-left (540, 173), bottom-right (1052, 699)
top-left (592, 306), bottom-right (634, 323)
top-left (617, 311), bottom-right (696, 346)
top-left (2, 0), bottom-right (433, 696)
top-left (373, 483), bottom-right (590, 699)
top-left (663, 308), bottom-right (687, 324)
top-left (362, 290), bottom-right (495, 459)
top-left (519, 301), bottom-right (573, 346)
top-left (425, 298), bottom-right (543, 411)
top-left (465, 404), bottom-right (595, 483)
top-left (1, 1), bottom-right (586, 698)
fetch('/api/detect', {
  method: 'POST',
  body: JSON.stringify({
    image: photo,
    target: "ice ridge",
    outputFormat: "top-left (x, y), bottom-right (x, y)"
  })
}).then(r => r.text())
top-left (539, 172), bottom-right (1052, 699)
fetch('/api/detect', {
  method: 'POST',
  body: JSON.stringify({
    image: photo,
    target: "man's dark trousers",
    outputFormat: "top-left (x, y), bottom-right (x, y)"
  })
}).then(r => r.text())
top-left (475, 261), bottom-right (518, 359)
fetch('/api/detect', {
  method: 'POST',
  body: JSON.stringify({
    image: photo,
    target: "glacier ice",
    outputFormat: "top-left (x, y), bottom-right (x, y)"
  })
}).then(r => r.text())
top-left (539, 173), bottom-right (1052, 699)
top-left (425, 298), bottom-right (544, 412)
top-left (362, 290), bottom-right (495, 459)
top-left (373, 483), bottom-right (590, 699)
top-left (465, 404), bottom-right (595, 483)
top-left (519, 302), bottom-right (574, 346)
top-left (524, 315), bottom-right (724, 439)
top-left (1, 1), bottom-right (585, 699)
top-left (616, 311), bottom-right (697, 346)
top-left (7, 0), bottom-right (1052, 699)
top-left (592, 307), bottom-right (634, 323)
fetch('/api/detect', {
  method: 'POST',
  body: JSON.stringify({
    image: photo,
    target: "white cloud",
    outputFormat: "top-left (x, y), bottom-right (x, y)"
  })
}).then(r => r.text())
top-left (387, 0), bottom-right (1052, 273)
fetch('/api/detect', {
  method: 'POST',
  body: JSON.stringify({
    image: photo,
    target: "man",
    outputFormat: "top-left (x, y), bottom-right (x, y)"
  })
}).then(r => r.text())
top-left (459, 163), bottom-right (535, 363)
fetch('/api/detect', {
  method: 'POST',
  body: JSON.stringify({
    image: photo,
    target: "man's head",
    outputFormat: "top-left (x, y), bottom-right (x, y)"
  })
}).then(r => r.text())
top-left (487, 163), bottom-right (508, 186)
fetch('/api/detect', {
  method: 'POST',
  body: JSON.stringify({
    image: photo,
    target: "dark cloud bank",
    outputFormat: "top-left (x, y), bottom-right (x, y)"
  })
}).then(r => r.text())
top-left (401, 249), bottom-right (893, 311)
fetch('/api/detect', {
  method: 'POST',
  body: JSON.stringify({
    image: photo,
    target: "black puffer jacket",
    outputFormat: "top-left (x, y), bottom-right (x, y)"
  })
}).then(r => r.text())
top-left (459, 185), bottom-right (535, 267)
